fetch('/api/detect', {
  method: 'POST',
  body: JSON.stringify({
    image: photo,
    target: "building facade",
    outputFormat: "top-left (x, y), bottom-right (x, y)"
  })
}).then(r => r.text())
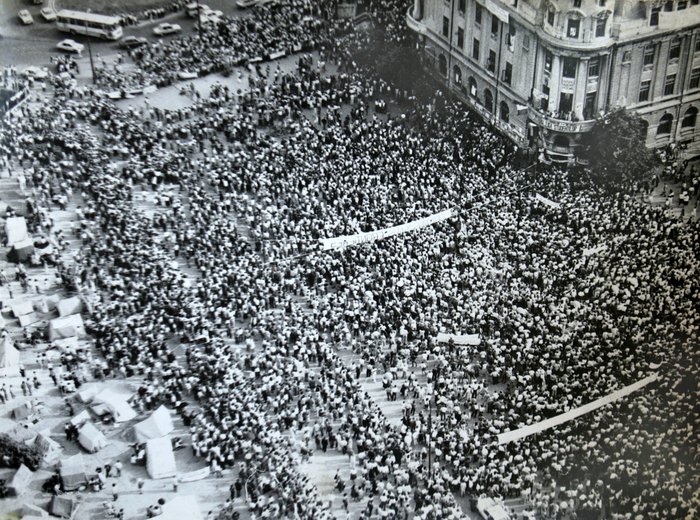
top-left (407, 0), bottom-right (700, 163)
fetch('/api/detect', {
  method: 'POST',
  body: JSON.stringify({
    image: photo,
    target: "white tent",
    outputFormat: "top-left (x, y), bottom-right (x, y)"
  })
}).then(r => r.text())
top-left (70, 409), bottom-right (92, 427)
top-left (6, 464), bottom-right (33, 496)
top-left (34, 431), bottom-right (63, 465)
top-left (59, 453), bottom-right (88, 491)
top-left (76, 385), bottom-right (99, 404)
top-left (161, 496), bottom-right (204, 520)
top-left (12, 301), bottom-right (34, 318)
top-left (78, 422), bottom-right (108, 453)
top-left (146, 437), bottom-right (177, 479)
top-left (56, 296), bottom-right (82, 317)
top-left (92, 390), bottom-right (136, 423)
top-left (5, 216), bottom-right (28, 246)
top-left (48, 314), bottom-right (85, 341)
top-left (134, 405), bottom-right (174, 443)
top-left (0, 336), bottom-right (20, 377)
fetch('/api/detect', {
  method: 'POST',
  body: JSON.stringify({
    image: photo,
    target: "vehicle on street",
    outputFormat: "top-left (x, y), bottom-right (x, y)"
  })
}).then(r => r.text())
top-left (21, 66), bottom-right (49, 80)
top-left (56, 10), bottom-right (123, 40)
top-left (199, 7), bottom-right (223, 25)
top-left (18, 10), bottom-right (34, 25)
top-left (153, 23), bottom-right (181, 36)
top-left (186, 3), bottom-right (209, 17)
top-left (236, 0), bottom-right (258, 8)
top-left (40, 7), bottom-right (57, 22)
top-left (118, 36), bottom-right (148, 49)
top-left (56, 39), bottom-right (85, 54)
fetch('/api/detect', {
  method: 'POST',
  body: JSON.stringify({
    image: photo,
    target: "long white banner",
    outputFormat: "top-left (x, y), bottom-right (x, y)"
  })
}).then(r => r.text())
top-left (535, 194), bottom-right (561, 209)
top-left (436, 333), bottom-right (482, 346)
top-left (497, 373), bottom-right (659, 445)
top-left (320, 208), bottom-right (458, 251)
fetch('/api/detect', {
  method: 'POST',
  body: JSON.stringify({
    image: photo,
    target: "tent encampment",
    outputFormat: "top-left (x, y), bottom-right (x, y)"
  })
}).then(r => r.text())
top-left (59, 453), bottom-right (88, 491)
top-left (5, 216), bottom-right (28, 246)
top-left (34, 431), bottom-right (62, 465)
top-left (91, 390), bottom-right (136, 423)
top-left (7, 239), bottom-right (34, 263)
top-left (6, 463), bottom-right (33, 496)
top-left (12, 401), bottom-right (36, 420)
top-left (160, 496), bottom-right (204, 520)
top-left (146, 437), bottom-right (177, 479)
top-left (134, 405), bottom-right (174, 443)
top-left (0, 336), bottom-right (20, 377)
top-left (56, 297), bottom-right (82, 317)
top-left (48, 314), bottom-right (85, 341)
top-left (49, 496), bottom-right (76, 518)
top-left (77, 422), bottom-right (108, 453)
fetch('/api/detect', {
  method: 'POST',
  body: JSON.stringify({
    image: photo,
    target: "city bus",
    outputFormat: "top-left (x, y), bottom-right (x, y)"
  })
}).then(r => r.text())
top-left (55, 10), bottom-right (123, 40)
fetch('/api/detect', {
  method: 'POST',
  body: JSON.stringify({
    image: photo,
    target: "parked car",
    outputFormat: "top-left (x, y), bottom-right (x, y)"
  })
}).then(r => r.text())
top-left (153, 23), bottom-right (181, 36)
top-left (236, 0), bottom-right (258, 8)
top-left (21, 66), bottom-right (49, 80)
top-left (18, 10), bottom-right (34, 25)
top-left (56, 39), bottom-right (85, 54)
top-left (118, 36), bottom-right (148, 49)
top-left (40, 7), bottom-right (56, 22)
top-left (186, 2), bottom-right (209, 17)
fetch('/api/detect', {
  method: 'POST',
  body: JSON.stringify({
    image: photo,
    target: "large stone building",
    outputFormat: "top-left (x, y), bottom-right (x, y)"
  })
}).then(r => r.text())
top-left (407, 0), bottom-right (700, 163)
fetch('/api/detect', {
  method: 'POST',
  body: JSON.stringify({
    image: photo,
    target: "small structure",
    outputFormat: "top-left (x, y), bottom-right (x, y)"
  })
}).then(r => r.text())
top-left (133, 405), bottom-right (174, 443)
top-left (0, 336), bottom-right (20, 377)
top-left (91, 390), bottom-right (136, 423)
top-left (48, 314), bottom-right (85, 341)
top-left (34, 431), bottom-right (63, 465)
top-left (49, 495), bottom-right (76, 518)
top-left (59, 453), bottom-right (88, 491)
top-left (56, 296), bottom-right (82, 317)
top-left (12, 401), bottom-right (36, 420)
top-left (146, 437), bottom-right (177, 479)
top-left (6, 463), bottom-right (33, 497)
top-left (77, 422), bottom-right (108, 453)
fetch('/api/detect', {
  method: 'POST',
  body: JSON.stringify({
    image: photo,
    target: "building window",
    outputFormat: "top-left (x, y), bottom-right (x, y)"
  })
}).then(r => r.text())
top-left (507, 24), bottom-right (516, 46)
top-left (644, 46), bottom-right (655, 66)
top-left (488, 50), bottom-right (497, 73)
top-left (443, 16), bottom-right (450, 38)
top-left (567, 18), bottom-right (580, 38)
top-left (541, 84), bottom-right (550, 110)
top-left (650, 7), bottom-right (660, 25)
top-left (678, 0), bottom-right (688, 9)
top-left (473, 38), bottom-right (480, 61)
top-left (573, 0), bottom-right (581, 6)
top-left (484, 89), bottom-right (493, 112)
top-left (638, 80), bottom-right (651, 102)
top-left (584, 91), bottom-right (597, 119)
top-left (544, 51), bottom-right (553, 73)
top-left (663, 0), bottom-right (673, 11)
top-left (559, 92), bottom-right (573, 114)
top-left (695, 38), bottom-right (700, 53)
top-left (523, 34), bottom-right (530, 50)
top-left (588, 58), bottom-right (600, 77)
top-left (693, 0), bottom-right (699, 5)
top-left (670, 40), bottom-right (681, 60)
top-left (690, 68), bottom-right (700, 89)
top-left (504, 62), bottom-right (513, 85)
top-left (599, 0), bottom-right (606, 5)
top-left (595, 18), bottom-right (606, 37)
top-left (682, 107), bottom-right (698, 128)
top-left (491, 15), bottom-right (499, 36)
top-left (657, 114), bottom-right (673, 134)
top-left (500, 101), bottom-right (510, 122)
top-left (459, 0), bottom-right (466, 13)
top-left (469, 76), bottom-right (478, 96)
top-left (547, 8), bottom-right (555, 25)
top-left (457, 27), bottom-right (465, 48)
top-left (562, 56), bottom-right (577, 78)
top-left (664, 74), bottom-right (676, 96)
top-left (454, 65), bottom-right (463, 84)
top-left (475, 4), bottom-right (482, 24)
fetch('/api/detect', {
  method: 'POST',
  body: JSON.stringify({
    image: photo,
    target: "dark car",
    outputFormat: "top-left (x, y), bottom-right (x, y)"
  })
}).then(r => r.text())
top-left (118, 36), bottom-right (148, 49)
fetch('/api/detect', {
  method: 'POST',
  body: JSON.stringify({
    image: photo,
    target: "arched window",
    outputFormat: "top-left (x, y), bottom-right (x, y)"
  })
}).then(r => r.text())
top-left (438, 54), bottom-right (448, 76)
top-left (553, 135), bottom-right (569, 150)
top-left (454, 65), bottom-right (462, 85)
top-left (484, 89), bottom-right (493, 112)
top-left (500, 101), bottom-right (510, 122)
top-left (682, 106), bottom-right (698, 128)
top-left (657, 113), bottom-right (673, 135)
top-left (469, 76), bottom-right (477, 97)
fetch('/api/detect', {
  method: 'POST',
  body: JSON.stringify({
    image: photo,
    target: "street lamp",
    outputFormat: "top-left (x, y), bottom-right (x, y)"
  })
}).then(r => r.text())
top-left (85, 9), bottom-right (96, 84)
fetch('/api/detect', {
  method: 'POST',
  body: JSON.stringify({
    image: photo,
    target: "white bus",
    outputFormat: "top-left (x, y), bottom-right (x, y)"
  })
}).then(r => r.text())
top-left (56, 10), bottom-right (123, 40)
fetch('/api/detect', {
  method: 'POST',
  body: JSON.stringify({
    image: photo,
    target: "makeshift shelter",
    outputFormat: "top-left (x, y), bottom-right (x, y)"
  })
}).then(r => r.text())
top-left (12, 301), bottom-right (34, 318)
top-left (56, 297), bottom-right (82, 317)
top-left (48, 314), bottom-right (85, 341)
top-left (58, 453), bottom-right (87, 491)
top-left (34, 431), bottom-right (62, 465)
top-left (12, 401), bottom-right (36, 420)
top-left (146, 437), bottom-right (177, 479)
top-left (7, 239), bottom-right (34, 263)
top-left (77, 422), bottom-right (107, 453)
top-left (5, 216), bottom-right (28, 245)
top-left (6, 463), bottom-right (33, 497)
top-left (0, 336), bottom-right (20, 377)
top-left (20, 502), bottom-right (50, 518)
top-left (69, 409), bottom-right (91, 427)
top-left (161, 496), bottom-right (204, 520)
top-left (91, 390), bottom-right (136, 423)
top-left (76, 385), bottom-right (98, 404)
top-left (134, 405), bottom-right (174, 443)
top-left (49, 495), bottom-right (76, 518)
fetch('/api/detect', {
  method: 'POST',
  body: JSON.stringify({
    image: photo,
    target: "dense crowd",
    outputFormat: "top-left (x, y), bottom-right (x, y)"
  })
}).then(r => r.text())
top-left (2, 1), bottom-right (699, 520)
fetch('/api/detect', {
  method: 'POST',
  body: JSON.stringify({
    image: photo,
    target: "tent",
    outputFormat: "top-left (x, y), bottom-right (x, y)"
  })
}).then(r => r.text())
top-left (76, 385), bottom-right (99, 404)
top-left (34, 431), bottom-right (62, 465)
top-left (20, 502), bottom-right (50, 518)
top-left (12, 301), bottom-right (34, 318)
top-left (6, 463), bottom-right (33, 496)
top-left (134, 405), bottom-right (174, 443)
top-left (161, 496), bottom-right (204, 520)
top-left (7, 239), bottom-right (34, 263)
top-left (77, 422), bottom-right (108, 453)
top-left (91, 390), bottom-right (136, 423)
top-left (69, 409), bottom-right (92, 427)
top-left (5, 216), bottom-right (28, 245)
top-left (146, 437), bottom-right (177, 479)
top-left (49, 496), bottom-right (76, 518)
top-left (56, 297), bottom-right (82, 317)
top-left (0, 336), bottom-right (20, 377)
top-left (48, 314), bottom-right (85, 341)
top-left (59, 453), bottom-right (87, 491)
top-left (12, 401), bottom-right (36, 420)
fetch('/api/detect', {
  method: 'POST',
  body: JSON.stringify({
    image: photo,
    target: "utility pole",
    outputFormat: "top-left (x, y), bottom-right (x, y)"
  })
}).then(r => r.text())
top-left (197, 0), bottom-right (203, 47)
top-left (86, 9), bottom-right (95, 84)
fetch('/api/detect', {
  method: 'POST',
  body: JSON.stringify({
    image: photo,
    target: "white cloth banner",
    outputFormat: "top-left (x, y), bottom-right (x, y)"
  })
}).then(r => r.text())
top-left (436, 333), bottom-right (481, 346)
top-left (320, 208), bottom-right (457, 251)
top-left (535, 194), bottom-right (561, 209)
top-left (498, 373), bottom-right (659, 445)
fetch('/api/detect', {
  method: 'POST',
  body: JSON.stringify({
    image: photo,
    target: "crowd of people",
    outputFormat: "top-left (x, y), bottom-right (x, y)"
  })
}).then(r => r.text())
top-left (2, 1), bottom-right (699, 519)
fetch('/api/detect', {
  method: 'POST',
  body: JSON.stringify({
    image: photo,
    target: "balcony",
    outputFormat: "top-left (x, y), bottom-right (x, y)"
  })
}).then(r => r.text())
top-left (406, 8), bottom-right (428, 37)
top-left (528, 107), bottom-right (597, 134)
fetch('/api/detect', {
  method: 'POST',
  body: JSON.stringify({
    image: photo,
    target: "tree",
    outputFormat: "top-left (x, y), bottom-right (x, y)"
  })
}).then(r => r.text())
top-left (0, 434), bottom-right (43, 471)
top-left (577, 108), bottom-right (657, 188)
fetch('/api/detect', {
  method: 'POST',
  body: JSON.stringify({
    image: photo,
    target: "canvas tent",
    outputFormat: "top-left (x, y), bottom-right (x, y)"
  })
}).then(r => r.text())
top-left (161, 496), bottom-right (204, 520)
top-left (91, 390), bottom-right (136, 423)
top-left (20, 502), bottom-right (50, 518)
top-left (49, 495), bottom-right (76, 518)
top-left (48, 314), bottom-right (85, 341)
top-left (78, 422), bottom-right (107, 453)
top-left (6, 464), bottom-right (33, 497)
top-left (5, 217), bottom-right (28, 245)
top-left (56, 297), bottom-right (82, 317)
top-left (34, 431), bottom-right (62, 465)
top-left (12, 401), bottom-right (36, 420)
top-left (0, 336), bottom-right (20, 377)
top-left (134, 405), bottom-right (174, 443)
top-left (59, 453), bottom-right (88, 491)
top-left (12, 301), bottom-right (34, 318)
top-left (69, 409), bottom-right (91, 427)
top-left (76, 385), bottom-right (99, 404)
top-left (7, 239), bottom-right (34, 263)
top-left (146, 437), bottom-right (177, 479)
